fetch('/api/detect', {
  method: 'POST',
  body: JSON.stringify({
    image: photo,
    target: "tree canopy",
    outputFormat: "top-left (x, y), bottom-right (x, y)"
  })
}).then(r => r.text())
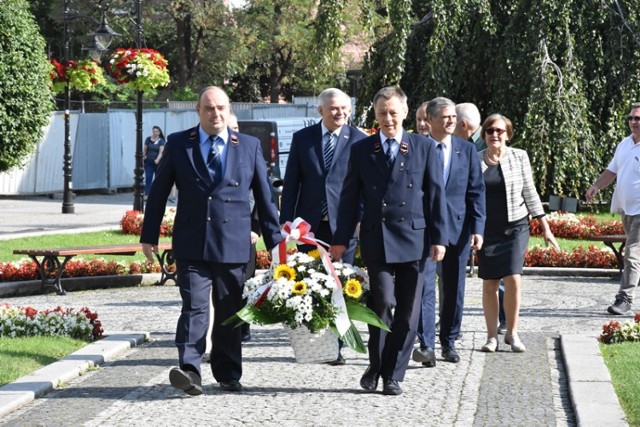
top-left (358, 0), bottom-right (640, 200)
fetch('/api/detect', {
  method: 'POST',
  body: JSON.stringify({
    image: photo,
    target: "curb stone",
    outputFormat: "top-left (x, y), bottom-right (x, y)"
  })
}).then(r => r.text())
top-left (561, 334), bottom-right (628, 427)
top-left (0, 332), bottom-right (148, 418)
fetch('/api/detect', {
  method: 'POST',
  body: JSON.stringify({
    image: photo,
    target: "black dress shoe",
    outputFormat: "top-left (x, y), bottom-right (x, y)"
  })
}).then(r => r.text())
top-left (219, 380), bottom-right (243, 392)
top-left (360, 366), bottom-right (380, 391)
top-left (412, 346), bottom-right (436, 368)
top-left (382, 379), bottom-right (402, 396)
top-left (442, 346), bottom-right (461, 363)
top-left (169, 367), bottom-right (203, 396)
top-left (326, 353), bottom-right (346, 366)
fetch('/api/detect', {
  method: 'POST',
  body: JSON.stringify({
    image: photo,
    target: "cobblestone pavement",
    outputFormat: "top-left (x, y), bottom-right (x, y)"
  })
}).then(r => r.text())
top-left (0, 274), bottom-right (625, 426)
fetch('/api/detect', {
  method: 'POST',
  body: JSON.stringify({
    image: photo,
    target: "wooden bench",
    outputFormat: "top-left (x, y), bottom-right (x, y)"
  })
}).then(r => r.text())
top-left (13, 243), bottom-right (176, 295)
top-left (589, 234), bottom-right (627, 277)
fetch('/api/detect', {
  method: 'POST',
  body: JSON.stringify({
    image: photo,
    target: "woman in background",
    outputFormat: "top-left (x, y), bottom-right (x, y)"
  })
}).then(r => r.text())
top-left (477, 114), bottom-right (558, 353)
top-left (143, 126), bottom-right (165, 196)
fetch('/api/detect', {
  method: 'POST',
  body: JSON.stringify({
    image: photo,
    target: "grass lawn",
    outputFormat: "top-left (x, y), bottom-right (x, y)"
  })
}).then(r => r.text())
top-left (1, 230), bottom-right (172, 263)
top-left (600, 342), bottom-right (640, 425)
top-left (0, 336), bottom-right (87, 386)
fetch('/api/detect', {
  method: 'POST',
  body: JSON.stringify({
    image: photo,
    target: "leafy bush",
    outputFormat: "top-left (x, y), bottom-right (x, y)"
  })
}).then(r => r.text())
top-left (0, 0), bottom-right (54, 171)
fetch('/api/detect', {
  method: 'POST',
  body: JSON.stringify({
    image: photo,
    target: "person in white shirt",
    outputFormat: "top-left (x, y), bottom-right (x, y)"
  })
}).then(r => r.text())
top-left (586, 102), bottom-right (640, 315)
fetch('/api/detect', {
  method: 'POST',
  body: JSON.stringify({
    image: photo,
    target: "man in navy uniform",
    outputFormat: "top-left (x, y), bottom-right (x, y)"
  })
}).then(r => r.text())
top-left (330, 86), bottom-right (447, 396)
top-left (141, 86), bottom-right (282, 395)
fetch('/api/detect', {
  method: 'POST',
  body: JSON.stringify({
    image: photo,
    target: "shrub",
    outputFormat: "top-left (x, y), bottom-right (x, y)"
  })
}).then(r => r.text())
top-left (0, 0), bottom-right (54, 171)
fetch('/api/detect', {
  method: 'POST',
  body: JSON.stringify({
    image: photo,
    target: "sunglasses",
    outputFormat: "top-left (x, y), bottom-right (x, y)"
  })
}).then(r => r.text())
top-left (628, 116), bottom-right (640, 122)
top-left (485, 128), bottom-right (507, 136)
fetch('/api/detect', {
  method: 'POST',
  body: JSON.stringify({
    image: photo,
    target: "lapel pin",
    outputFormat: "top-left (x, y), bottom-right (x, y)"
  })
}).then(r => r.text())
top-left (400, 141), bottom-right (409, 155)
top-left (373, 141), bottom-right (382, 153)
top-left (189, 131), bottom-right (197, 141)
top-left (231, 134), bottom-right (239, 145)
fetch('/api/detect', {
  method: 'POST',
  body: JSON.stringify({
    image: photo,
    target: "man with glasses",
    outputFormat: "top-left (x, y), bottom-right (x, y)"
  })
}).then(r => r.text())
top-left (413, 97), bottom-right (485, 366)
top-left (586, 102), bottom-right (640, 315)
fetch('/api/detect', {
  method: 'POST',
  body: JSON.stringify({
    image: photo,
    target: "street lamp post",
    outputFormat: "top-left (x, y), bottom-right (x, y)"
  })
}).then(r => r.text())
top-left (61, 0), bottom-right (118, 214)
top-left (62, 0), bottom-right (74, 214)
top-left (132, 0), bottom-right (145, 213)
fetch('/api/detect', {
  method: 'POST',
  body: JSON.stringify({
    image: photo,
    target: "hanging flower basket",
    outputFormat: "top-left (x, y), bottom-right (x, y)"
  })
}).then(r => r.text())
top-left (48, 58), bottom-right (106, 94)
top-left (107, 48), bottom-right (170, 92)
top-left (49, 58), bottom-right (67, 94)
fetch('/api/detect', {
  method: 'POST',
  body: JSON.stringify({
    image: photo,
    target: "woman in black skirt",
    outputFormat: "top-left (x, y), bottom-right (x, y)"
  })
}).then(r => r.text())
top-left (477, 114), bottom-right (558, 353)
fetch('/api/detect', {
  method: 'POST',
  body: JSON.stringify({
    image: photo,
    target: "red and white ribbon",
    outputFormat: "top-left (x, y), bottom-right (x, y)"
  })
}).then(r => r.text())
top-left (272, 217), bottom-right (351, 336)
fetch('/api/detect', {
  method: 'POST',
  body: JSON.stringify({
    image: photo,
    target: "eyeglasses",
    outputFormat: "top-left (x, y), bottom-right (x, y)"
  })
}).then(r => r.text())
top-left (485, 128), bottom-right (507, 136)
top-left (628, 116), bottom-right (640, 122)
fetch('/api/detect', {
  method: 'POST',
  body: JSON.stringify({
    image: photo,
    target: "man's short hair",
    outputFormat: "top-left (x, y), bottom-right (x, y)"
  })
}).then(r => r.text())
top-left (426, 97), bottom-right (455, 117)
top-left (456, 103), bottom-right (481, 127)
top-left (373, 86), bottom-right (408, 108)
top-left (631, 102), bottom-right (640, 110)
top-left (318, 88), bottom-right (350, 108)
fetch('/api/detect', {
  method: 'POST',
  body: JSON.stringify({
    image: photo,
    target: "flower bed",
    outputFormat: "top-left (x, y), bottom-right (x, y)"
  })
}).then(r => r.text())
top-left (0, 258), bottom-right (166, 283)
top-left (120, 209), bottom-right (174, 237)
top-left (599, 313), bottom-right (640, 344)
top-left (530, 212), bottom-right (624, 239)
top-left (0, 304), bottom-right (103, 341)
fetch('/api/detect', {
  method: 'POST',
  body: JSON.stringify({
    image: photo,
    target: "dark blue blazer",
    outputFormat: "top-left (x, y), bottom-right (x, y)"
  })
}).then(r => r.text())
top-left (441, 136), bottom-right (486, 249)
top-left (141, 126), bottom-right (282, 263)
top-left (280, 123), bottom-right (367, 233)
top-left (333, 131), bottom-right (448, 263)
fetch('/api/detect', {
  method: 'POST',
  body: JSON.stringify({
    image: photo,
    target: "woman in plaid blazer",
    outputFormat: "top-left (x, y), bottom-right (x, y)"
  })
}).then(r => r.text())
top-left (477, 114), bottom-right (559, 354)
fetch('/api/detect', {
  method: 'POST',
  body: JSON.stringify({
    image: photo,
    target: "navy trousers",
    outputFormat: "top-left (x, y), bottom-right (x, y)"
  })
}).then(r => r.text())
top-left (366, 260), bottom-right (423, 382)
top-left (418, 243), bottom-right (470, 349)
top-left (175, 259), bottom-right (246, 382)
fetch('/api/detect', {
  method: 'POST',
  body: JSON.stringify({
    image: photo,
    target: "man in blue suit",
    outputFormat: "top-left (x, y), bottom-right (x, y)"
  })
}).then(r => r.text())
top-left (330, 86), bottom-right (447, 396)
top-left (141, 86), bottom-right (282, 395)
top-left (280, 88), bottom-right (366, 263)
top-left (413, 97), bottom-right (486, 367)
top-left (280, 88), bottom-right (367, 365)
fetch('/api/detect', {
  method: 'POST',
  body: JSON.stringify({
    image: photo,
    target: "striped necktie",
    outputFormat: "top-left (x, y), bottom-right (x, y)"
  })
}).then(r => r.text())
top-left (321, 132), bottom-right (335, 217)
top-left (385, 139), bottom-right (396, 167)
top-left (323, 131), bottom-right (335, 170)
top-left (207, 136), bottom-right (224, 184)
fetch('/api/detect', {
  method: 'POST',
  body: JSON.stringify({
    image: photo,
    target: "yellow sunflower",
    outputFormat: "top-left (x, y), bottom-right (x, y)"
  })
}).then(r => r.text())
top-left (307, 249), bottom-right (321, 260)
top-left (274, 264), bottom-right (296, 281)
top-left (292, 281), bottom-right (307, 295)
top-left (344, 279), bottom-right (363, 299)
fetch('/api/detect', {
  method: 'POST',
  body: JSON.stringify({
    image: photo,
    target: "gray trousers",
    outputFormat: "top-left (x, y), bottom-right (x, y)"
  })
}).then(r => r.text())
top-left (618, 213), bottom-right (640, 302)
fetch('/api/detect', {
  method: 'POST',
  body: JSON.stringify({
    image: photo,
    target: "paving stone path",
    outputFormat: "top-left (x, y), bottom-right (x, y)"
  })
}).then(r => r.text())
top-left (0, 274), bottom-right (625, 426)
